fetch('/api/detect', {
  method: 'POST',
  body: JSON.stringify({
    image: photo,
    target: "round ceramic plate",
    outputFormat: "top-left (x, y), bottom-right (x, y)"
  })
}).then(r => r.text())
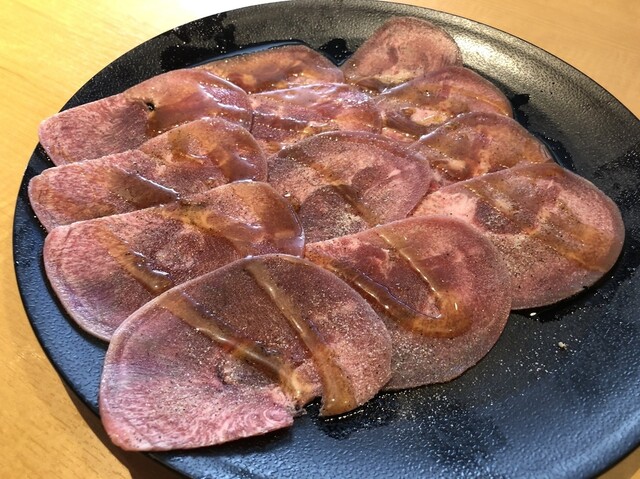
top-left (13, 1), bottom-right (640, 477)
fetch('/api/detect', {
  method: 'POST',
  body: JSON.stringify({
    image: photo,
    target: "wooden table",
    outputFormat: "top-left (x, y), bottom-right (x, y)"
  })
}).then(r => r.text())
top-left (1, 1), bottom-right (638, 477)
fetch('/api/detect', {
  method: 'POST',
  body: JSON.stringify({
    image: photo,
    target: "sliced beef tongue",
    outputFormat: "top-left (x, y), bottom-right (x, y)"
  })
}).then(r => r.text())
top-left (100, 254), bottom-right (392, 450)
top-left (198, 44), bottom-right (345, 93)
top-left (341, 16), bottom-right (463, 92)
top-left (43, 181), bottom-right (304, 342)
top-left (137, 117), bottom-right (266, 182)
top-left (305, 216), bottom-right (511, 389)
top-left (410, 112), bottom-right (553, 190)
top-left (413, 163), bottom-right (625, 309)
top-left (249, 83), bottom-right (382, 154)
top-left (375, 67), bottom-right (513, 142)
top-left (267, 130), bottom-right (432, 242)
top-left (29, 118), bottom-right (267, 230)
top-left (39, 69), bottom-right (252, 165)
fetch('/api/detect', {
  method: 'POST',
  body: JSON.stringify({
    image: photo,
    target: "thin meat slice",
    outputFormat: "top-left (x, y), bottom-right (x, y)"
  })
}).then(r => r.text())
top-left (198, 44), bottom-right (344, 93)
top-left (305, 216), bottom-right (511, 389)
top-left (376, 67), bottom-right (513, 142)
top-left (29, 118), bottom-right (267, 230)
top-left (100, 254), bottom-right (392, 450)
top-left (411, 112), bottom-right (553, 191)
top-left (267, 131), bottom-right (432, 242)
top-left (44, 182), bottom-right (304, 341)
top-left (39, 69), bottom-right (252, 165)
top-left (341, 17), bottom-right (462, 92)
top-left (413, 163), bottom-right (625, 309)
top-left (249, 83), bottom-right (382, 154)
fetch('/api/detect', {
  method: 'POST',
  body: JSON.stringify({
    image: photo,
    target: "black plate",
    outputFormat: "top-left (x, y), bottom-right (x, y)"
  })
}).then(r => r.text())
top-left (13, 1), bottom-right (640, 478)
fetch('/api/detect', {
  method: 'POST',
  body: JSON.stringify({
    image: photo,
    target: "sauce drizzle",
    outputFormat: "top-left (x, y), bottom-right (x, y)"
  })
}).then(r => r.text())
top-left (163, 127), bottom-right (263, 182)
top-left (110, 168), bottom-right (179, 209)
top-left (158, 185), bottom-right (304, 258)
top-left (315, 255), bottom-right (458, 334)
top-left (244, 259), bottom-right (358, 416)
top-left (143, 78), bottom-right (250, 137)
top-left (159, 289), bottom-right (312, 403)
top-left (463, 169), bottom-right (610, 271)
top-left (96, 227), bottom-right (174, 295)
top-left (376, 228), bottom-right (470, 337)
top-left (287, 154), bottom-right (381, 226)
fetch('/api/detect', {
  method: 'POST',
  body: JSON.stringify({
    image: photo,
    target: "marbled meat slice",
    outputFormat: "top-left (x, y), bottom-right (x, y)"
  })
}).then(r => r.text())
top-left (29, 118), bottom-right (267, 230)
top-left (267, 130), bottom-right (432, 242)
top-left (199, 44), bottom-right (344, 93)
top-left (39, 69), bottom-right (252, 165)
top-left (413, 163), bottom-right (625, 309)
top-left (341, 16), bottom-right (462, 92)
top-left (43, 182), bottom-right (304, 341)
top-left (100, 254), bottom-right (392, 450)
top-left (376, 67), bottom-right (513, 142)
top-left (411, 112), bottom-right (553, 190)
top-left (305, 216), bottom-right (511, 389)
top-left (249, 83), bottom-right (382, 154)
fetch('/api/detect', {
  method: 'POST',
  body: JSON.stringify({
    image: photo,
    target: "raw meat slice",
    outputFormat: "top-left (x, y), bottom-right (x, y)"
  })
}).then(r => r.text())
top-left (411, 112), bottom-right (553, 190)
top-left (29, 118), bottom-right (267, 230)
top-left (43, 182), bottom-right (304, 341)
top-left (376, 67), bottom-right (513, 142)
top-left (341, 17), bottom-right (462, 91)
top-left (249, 83), bottom-right (382, 154)
top-left (198, 44), bottom-right (344, 93)
top-left (413, 163), bottom-right (625, 309)
top-left (100, 254), bottom-right (392, 450)
top-left (267, 130), bottom-right (432, 242)
top-left (305, 216), bottom-right (511, 389)
top-left (39, 69), bottom-right (252, 165)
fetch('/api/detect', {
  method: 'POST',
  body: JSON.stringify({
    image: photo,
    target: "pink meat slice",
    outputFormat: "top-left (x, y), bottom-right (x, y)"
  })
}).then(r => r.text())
top-left (249, 83), bottom-right (382, 154)
top-left (43, 182), bottom-right (304, 341)
top-left (198, 44), bottom-right (344, 93)
top-left (341, 17), bottom-right (462, 92)
top-left (305, 216), bottom-right (511, 389)
top-left (100, 254), bottom-right (392, 450)
top-left (267, 130), bottom-right (432, 242)
top-left (413, 163), bottom-right (625, 309)
top-left (410, 112), bottom-right (553, 191)
top-left (39, 69), bottom-right (252, 165)
top-left (29, 118), bottom-right (267, 230)
top-left (376, 67), bottom-right (513, 142)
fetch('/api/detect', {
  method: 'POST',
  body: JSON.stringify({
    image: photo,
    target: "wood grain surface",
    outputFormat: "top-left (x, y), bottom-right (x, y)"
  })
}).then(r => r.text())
top-left (1, 1), bottom-right (638, 478)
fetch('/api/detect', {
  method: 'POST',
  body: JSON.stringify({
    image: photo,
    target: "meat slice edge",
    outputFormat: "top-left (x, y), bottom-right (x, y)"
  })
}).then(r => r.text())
top-left (29, 117), bottom-right (267, 230)
top-left (413, 163), bottom-right (625, 308)
top-left (100, 254), bottom-right (392, 450)
top-left (43, 182), bottom-right (304, 341)
top-left (305, 215), bottom-right (512, 389)
top-left (101, 303), bottom-right (296, 451)
top-left (249, 83), bottom-right (382, 155)
top-left (376, 67), bottom-right (513, 142)
top-left (39, 69), bottom-right (252, 165)
top-left (410, 112), bottom-right (553, 191)
top-left (267, 130), bottom-right (432, 242)
top-left (341, 16), bottom-right (463, 91)
top-left (198, 44), bottom-right (344, 93)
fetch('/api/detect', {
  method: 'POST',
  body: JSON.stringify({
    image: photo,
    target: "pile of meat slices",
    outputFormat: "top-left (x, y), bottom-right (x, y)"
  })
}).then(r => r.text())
top-left (29, 16), bottom-right (625, 452)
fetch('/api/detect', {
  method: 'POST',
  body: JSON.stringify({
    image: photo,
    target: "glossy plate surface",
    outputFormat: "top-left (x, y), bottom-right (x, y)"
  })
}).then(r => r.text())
top-left (13, 1), bottom-right (640, 477)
